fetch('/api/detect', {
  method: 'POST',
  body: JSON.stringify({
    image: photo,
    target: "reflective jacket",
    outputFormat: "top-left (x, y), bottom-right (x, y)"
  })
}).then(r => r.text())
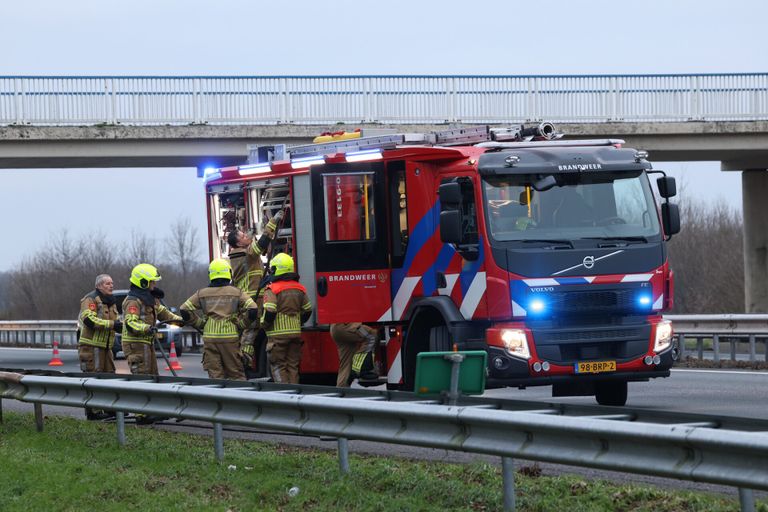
top-left (78, 290), bottom-right (118, 348)
top-left (122, 287), bottom-right (182, 345)
top-left (230, 219), bottom-right (277, 299)
top-left (181, 284), bottom-right (257, 342)
top-left (262, 278), bottom-right (312, 340)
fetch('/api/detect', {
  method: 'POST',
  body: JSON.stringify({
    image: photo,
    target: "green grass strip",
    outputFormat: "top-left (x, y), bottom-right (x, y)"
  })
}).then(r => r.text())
top-left (0, 412), bottom-right (763, 511)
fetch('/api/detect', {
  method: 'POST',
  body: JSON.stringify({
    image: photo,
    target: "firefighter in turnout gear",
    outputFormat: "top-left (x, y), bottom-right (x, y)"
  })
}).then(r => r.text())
top-left (78, 273), bottom-right (121, 420)
top-left (330, 323), bottom-right (380, 388)
top-left (227, 209), bottom-right (284, 371)
top-left (261, 253), bottom-right (312, 384)
top-left (122, 263), bottom-right (183, 376)
top-left (180, 259), bottom-right (259, 380)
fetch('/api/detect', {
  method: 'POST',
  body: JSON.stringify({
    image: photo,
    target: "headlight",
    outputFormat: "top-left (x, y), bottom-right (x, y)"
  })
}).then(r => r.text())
top-left (501, 329), bottom-right (530, 359)
top-left (654, 320), bottom-right (673, 352)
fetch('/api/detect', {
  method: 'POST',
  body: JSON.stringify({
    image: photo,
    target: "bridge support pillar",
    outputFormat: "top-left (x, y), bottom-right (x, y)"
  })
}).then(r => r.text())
top-left (742, 170), bottom-right (768, 312)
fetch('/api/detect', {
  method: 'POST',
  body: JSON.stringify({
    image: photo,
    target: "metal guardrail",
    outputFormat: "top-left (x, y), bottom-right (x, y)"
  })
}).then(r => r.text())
top-left (3, 315), bottom-right (768, 362)
top-left (0, 320), bottom-right (201, 350)
top-left (0, 371), bottom-right (766, 512)
top-left (1, 74), bottom-right (766, 125)
top-left (667, 314), bottom-right (768, 362)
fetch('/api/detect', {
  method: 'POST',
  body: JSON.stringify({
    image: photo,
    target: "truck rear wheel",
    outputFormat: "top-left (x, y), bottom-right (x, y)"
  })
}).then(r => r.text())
top-left (595, 381), bottom-right (628, 406)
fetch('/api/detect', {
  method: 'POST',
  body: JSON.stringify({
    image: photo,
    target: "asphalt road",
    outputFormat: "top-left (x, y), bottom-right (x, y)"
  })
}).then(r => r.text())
top-left (2, 347), bottom-right (767, 499)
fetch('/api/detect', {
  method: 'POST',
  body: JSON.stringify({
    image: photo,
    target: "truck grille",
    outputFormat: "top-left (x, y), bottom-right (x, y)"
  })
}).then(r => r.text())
top-left (548, 289), bottom-right (638, 314)
top-left (533, 323), bottom-right (651, 363)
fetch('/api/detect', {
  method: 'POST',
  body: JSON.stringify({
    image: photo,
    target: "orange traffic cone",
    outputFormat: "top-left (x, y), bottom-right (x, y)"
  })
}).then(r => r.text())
top-left (165, 340), bottom-right (183, 371)
top-left (48, 340), bottom-right (64, 366)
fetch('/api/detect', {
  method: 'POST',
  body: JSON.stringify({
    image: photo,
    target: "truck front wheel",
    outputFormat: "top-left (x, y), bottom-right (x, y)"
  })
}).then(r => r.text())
top-left (595, 381), bottom-right (628, 406)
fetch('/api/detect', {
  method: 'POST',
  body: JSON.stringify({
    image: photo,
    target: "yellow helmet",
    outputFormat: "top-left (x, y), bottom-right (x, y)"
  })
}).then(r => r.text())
top-left (130, 263), bottom-right (162, 289)
top-left (269, 253), bottom-right (294, 277)
top-left (209, 258), bottom-right (232, 281)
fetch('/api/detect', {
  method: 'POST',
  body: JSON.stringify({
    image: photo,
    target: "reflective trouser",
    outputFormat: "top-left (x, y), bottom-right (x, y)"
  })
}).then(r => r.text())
top-left (266, 337), bottom-right (303, 384)
top-left (124, 341), bottom-right (158, 376)
top-left (202, 339), bottom-right (245, 381)
top-left (332, 336), bottom-right (367, 388)
top-left (78, 344), bottom-right (116, 373)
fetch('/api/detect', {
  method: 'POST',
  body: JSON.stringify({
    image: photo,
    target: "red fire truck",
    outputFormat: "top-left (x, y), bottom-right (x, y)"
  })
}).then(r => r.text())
top-left (204, 123), bottom-right (680, 406)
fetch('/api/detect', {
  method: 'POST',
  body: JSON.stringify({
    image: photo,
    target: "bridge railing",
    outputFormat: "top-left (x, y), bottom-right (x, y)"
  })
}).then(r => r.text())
top-left (1, 74), bottom-right (766, 126)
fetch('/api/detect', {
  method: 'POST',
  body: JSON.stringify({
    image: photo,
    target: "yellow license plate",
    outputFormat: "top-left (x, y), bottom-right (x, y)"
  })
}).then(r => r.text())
top-left (576, 360), bottom-right (616, 374)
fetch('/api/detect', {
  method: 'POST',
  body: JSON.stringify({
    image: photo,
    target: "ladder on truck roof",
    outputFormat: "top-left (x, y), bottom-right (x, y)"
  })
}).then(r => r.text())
top-left (247, 122), bottom-right (586, 164)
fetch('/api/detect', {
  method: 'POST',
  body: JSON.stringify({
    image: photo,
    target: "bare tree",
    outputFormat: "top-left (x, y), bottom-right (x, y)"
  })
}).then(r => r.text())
top-left (166, 217), bottom-right (200, 283)
top-left (125, 230), bottom-right (159, 265)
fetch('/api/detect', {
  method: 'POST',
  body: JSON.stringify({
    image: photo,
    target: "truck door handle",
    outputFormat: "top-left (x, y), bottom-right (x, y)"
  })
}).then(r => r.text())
top-left (317, 277), bottom-right (328, 297)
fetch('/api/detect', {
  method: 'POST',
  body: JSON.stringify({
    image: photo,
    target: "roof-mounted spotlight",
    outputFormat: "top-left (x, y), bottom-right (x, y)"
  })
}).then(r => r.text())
top-left (634, 150), bottom-right (649, 163)
top-left (504, 155), bottom-right (520, 167)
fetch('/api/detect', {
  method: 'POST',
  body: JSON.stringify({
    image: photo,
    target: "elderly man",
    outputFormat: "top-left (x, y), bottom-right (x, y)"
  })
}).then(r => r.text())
top-left (77, 273), bottom-right (122, 420)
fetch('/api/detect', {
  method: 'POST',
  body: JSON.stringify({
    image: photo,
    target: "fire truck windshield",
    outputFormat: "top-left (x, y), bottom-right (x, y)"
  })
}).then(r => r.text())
top-left (482, 173), bottom-right (661, 243)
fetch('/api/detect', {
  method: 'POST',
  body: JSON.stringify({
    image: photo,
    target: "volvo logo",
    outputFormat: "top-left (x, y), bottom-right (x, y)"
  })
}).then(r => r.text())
top-left (583, 256), bottom-right (595, 269)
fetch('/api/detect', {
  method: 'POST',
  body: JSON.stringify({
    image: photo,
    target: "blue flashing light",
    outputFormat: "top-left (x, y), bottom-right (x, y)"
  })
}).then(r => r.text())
top-left (638, 295), bottom-right (652, 307)
top-left (529, 298), bottom-right (546, 314)
top-left (203, 167), bottom-right (217, 177)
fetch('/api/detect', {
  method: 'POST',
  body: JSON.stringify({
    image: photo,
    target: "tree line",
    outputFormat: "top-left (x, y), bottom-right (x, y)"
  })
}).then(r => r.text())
top-left (0, 218), bottom-right (208, 320)
top-left (0, 199), bottom-right (749, 320)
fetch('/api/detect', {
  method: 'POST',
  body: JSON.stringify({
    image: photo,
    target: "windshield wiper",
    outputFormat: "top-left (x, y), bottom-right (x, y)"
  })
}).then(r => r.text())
top-left (582, 236), bottom-right (648, 243)
top-left (520, 239), bottom-right (574, 248)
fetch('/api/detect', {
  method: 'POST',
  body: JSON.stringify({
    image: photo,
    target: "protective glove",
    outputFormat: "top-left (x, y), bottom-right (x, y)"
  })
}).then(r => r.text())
top-left (147, 326), bottom-right (158, 336)
top-left (273, 209), bottom-right (285, 223)
top-left (112, 320), bottom-right (123, 333)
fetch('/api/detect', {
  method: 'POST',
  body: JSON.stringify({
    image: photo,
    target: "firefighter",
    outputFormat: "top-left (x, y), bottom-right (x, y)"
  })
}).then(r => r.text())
top-left (330, 323), bottom-right (380, 388)
top-left (261, 253), bottom-right (312, 384)
top-left (227, 209), bottom-right (284, 371)
top-left (180, 259), bottom-right (259, 380)
top-left (78, 273), bottom-right (121, 420)
top-left (122, 263), bottom-right (183, 376)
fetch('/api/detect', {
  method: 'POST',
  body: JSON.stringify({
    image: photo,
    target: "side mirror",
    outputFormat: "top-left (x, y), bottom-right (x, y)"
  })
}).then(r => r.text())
top-left (532, 175), bottom-right (557, 192)
top-left (661, 202), bottom-right (681, 237)
top-left (657, 176), bottom-right (677, 198)
top-left (439, 210), bottom-right (462, 244)
top-left (439, 182), bottom-right (463, 208)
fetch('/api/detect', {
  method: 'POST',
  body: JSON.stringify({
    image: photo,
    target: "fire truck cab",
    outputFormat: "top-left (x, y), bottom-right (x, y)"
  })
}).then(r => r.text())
top-left (204, 123), bottom-right (680, 406)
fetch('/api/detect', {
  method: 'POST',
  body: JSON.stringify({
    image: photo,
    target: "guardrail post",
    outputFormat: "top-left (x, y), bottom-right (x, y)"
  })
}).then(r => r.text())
top-left (0, 398), bottom-right (3, 423)
top-left (730, 338), bottom-right (737, 361)
top-left (749, 335), bottom-right (757, 362)
top-left (34, 403), bottom-right (44, 432)
top-left (738, 488), bottom-right (755, 512)
top-left (713, 335), bottom-right (720, 363)
top-left (116, 411), bottom-right (126, 446)
top-left (502, 457), bottom-right (515, 511)
top-left (697, 337), bottom-right (703, 359)
top-left (213, 422), bottom-right (224, 462)
top-left (678, 335), bottom-right (686, 359)
top-left (338, 437), bottom-right (350, 475)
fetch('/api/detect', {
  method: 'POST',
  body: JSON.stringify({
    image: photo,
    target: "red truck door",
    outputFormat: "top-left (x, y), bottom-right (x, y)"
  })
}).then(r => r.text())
top-left (310, 162), bottom-right (392, 323)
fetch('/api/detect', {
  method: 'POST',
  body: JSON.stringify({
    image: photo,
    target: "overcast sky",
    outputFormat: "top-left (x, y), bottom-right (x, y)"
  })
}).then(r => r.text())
top-left (0, 0), bottom-right (764, 270)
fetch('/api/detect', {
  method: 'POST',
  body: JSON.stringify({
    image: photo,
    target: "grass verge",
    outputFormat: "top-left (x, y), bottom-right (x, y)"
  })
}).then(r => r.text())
top-left (0, 412), bottom-right (764, 511)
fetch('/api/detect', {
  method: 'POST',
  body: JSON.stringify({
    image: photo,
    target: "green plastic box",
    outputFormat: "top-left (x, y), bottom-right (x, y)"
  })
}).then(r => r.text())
top-left (414, 350), bottom-right (487, 396)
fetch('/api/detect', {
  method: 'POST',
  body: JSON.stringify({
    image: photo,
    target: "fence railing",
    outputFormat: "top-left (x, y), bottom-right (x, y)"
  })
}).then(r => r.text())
top-left (3, 315), bottom-right (768, 362)
top-left (1, 74), bottom-right (766, 126)
top-left (0, 371), bottom-right (766, 512)
top-left (667, 314), bottom-right (768, 363)
top-left (0, 320), bottom-right (201, 351)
